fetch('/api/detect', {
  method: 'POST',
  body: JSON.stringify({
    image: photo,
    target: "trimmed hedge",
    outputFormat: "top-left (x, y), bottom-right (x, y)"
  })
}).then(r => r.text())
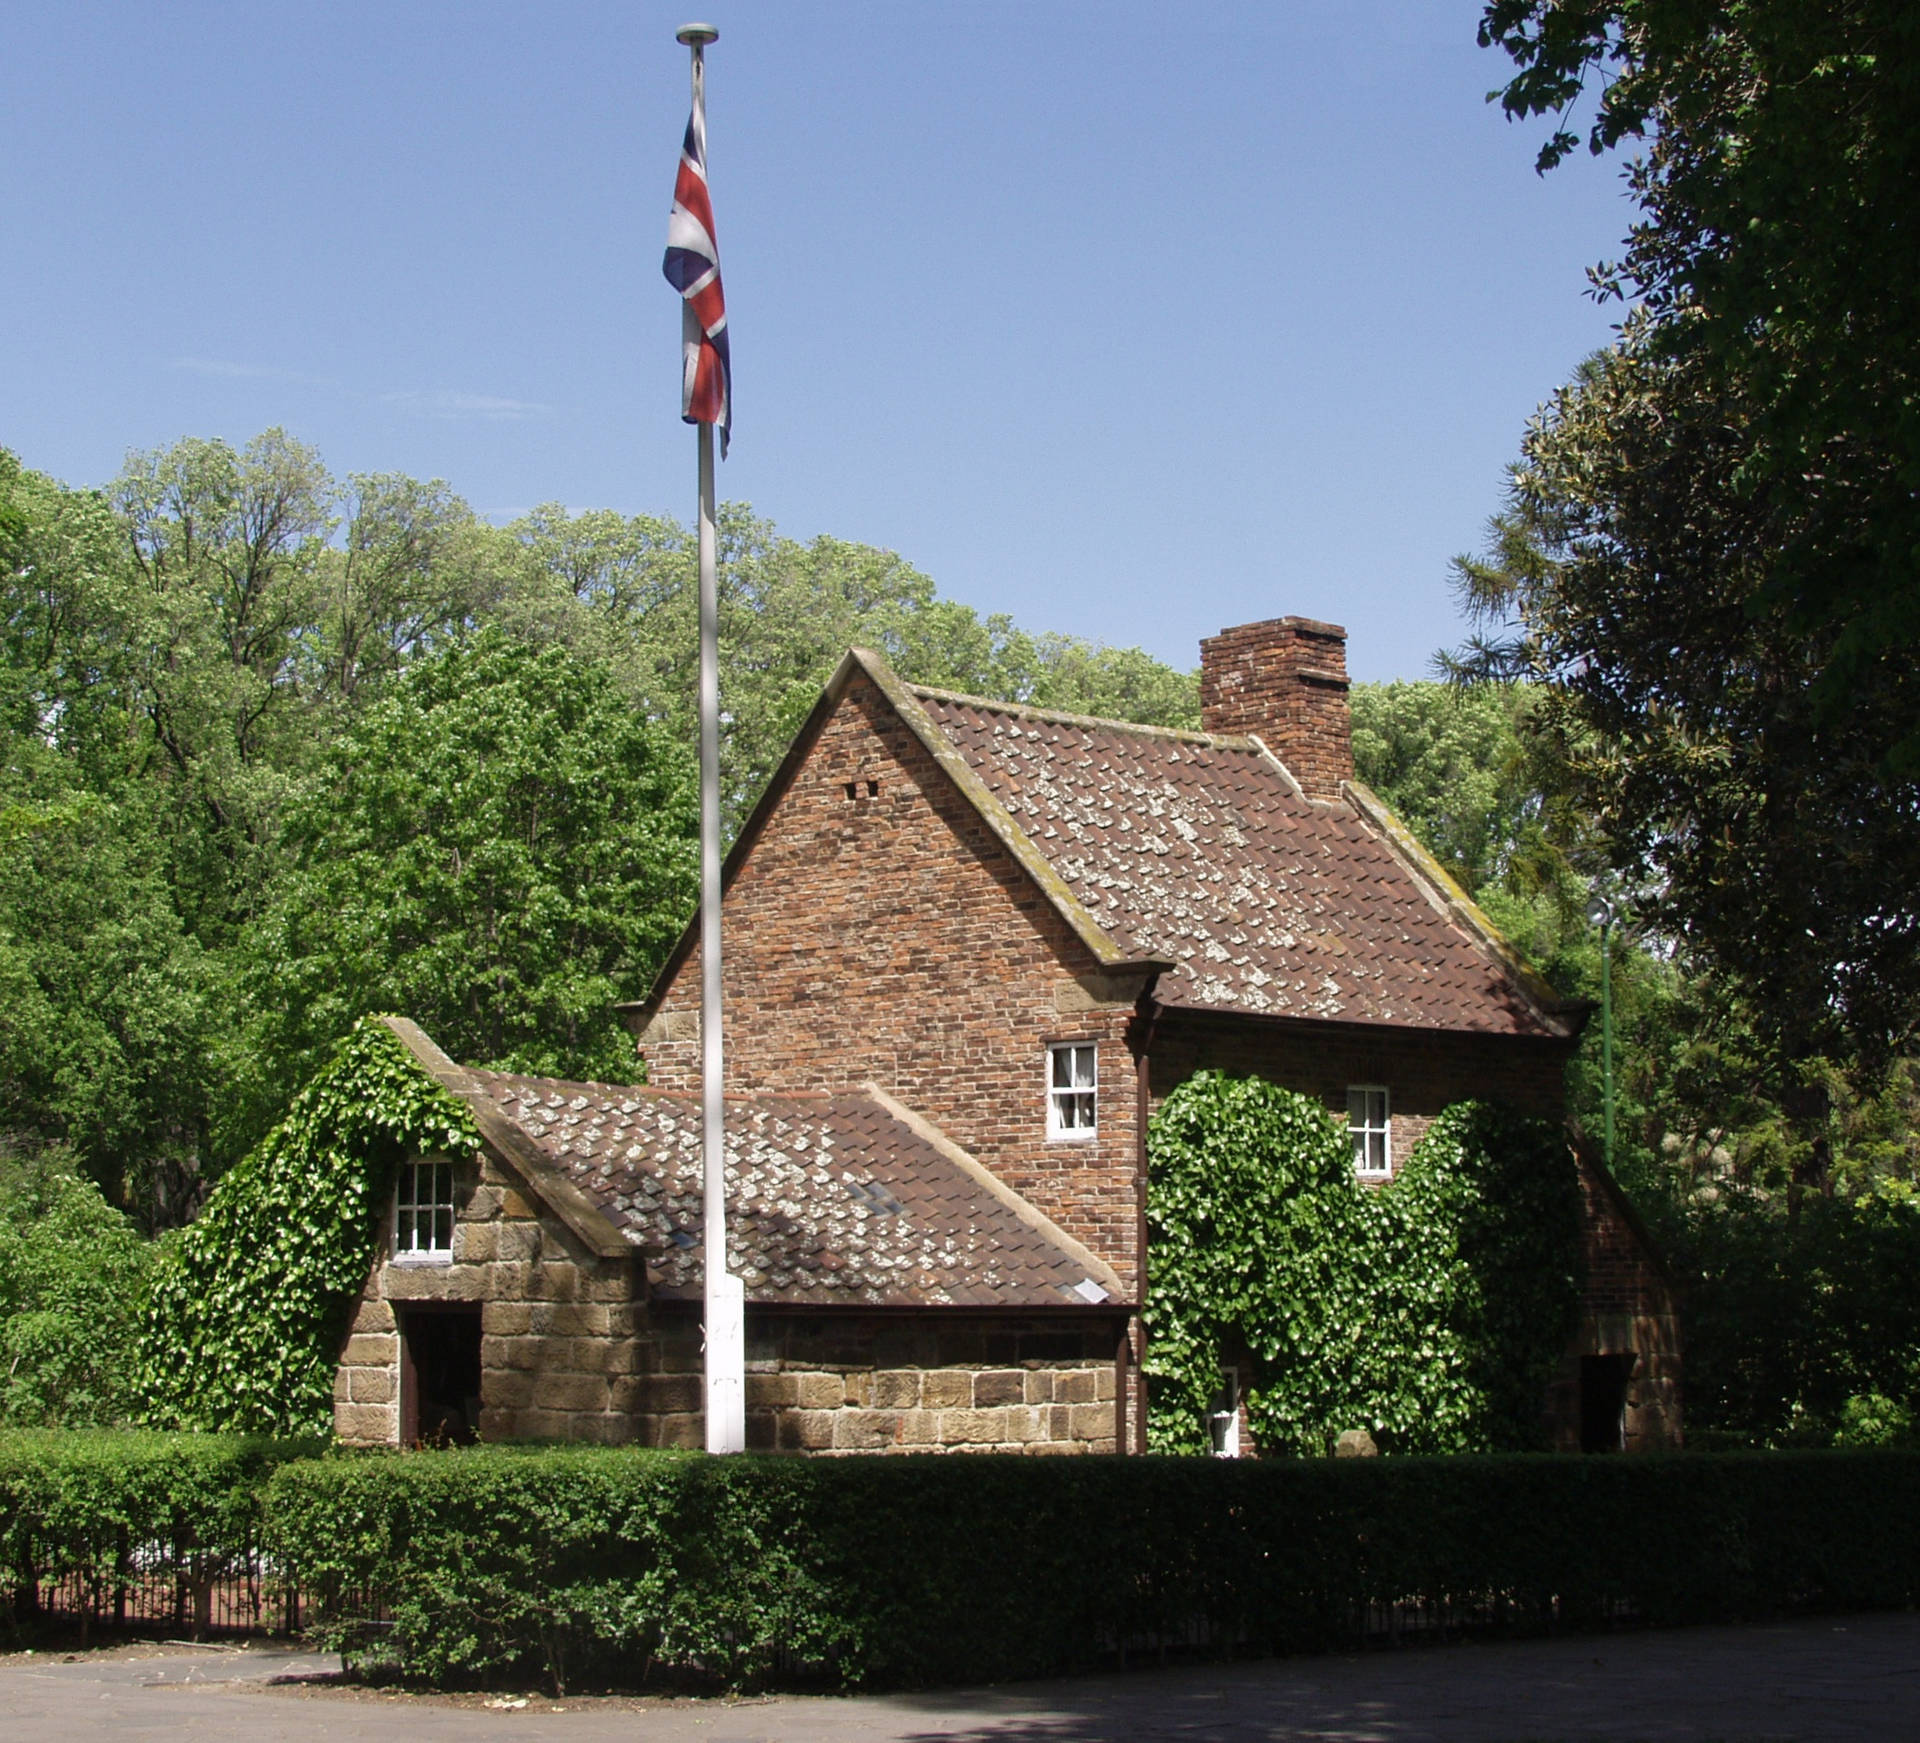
top-left (0, 1430), bottom-right (320, 1630)
top-left (10, 1436), bottom-right (1919, 1687)
top-left (267, 1446), bottom-right (1920, 1692)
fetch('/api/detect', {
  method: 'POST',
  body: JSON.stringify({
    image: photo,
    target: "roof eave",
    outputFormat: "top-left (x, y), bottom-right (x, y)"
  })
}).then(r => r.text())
top-left (1339, 779), bottom-right (1588, 1041)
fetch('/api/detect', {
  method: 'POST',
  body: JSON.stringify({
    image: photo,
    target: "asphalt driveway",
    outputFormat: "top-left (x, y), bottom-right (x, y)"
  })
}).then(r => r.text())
top-left (2, 1610), bottom-right (1915, 1741)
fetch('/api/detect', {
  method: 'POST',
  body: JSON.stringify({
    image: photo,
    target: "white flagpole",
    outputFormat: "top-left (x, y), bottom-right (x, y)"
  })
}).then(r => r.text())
top-left (677, 20), bottom-right (745, 1456)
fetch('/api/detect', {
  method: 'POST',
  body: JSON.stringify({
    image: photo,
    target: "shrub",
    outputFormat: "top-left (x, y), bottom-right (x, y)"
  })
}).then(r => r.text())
top-left (267, 1445), bottom-right (1920, 1693)
top-left (1143, 1076), bottom-right (1582, 1455)
top-left (0, 1430), bottom-right (317, 1631)
top-left (135, 1019), bottom-right (479, 1436)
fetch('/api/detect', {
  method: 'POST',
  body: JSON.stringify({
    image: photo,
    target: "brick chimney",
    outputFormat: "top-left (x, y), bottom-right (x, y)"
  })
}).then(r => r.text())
top-left (1199, 616), bottom-right (1352, 800)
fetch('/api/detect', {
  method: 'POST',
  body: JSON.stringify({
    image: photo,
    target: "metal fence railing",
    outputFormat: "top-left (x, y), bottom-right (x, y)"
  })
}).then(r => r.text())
top-left (6, 1534), bottom-right (300, 1641)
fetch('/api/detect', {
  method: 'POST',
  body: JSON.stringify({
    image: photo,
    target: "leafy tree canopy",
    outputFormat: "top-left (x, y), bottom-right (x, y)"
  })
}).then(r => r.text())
top-left (1480, 0), bottom-right (1920, 764)
top-left (244, 631), bottom-right (698, 1129)
top-left (0, 1142), bottom-right (152, 1427)
top-left (1452, 344), bottom-right (1920, 1092)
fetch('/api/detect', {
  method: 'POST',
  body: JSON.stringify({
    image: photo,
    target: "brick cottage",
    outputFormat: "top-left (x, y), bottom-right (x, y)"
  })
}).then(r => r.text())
top-left (334, 617), bottom-right (1681, 1455)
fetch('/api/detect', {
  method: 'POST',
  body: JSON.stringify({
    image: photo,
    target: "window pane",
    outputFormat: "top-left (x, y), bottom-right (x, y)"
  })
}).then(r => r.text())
top-left (1053, 1049), bottom-right (1073, 1088)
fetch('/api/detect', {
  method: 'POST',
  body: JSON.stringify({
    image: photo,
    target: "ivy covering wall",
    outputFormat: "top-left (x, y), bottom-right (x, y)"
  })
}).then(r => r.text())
top-left (136, 1019), bottom-right (478, 1436)
top-left (1143, 1073), bottom-right (1582, 1455)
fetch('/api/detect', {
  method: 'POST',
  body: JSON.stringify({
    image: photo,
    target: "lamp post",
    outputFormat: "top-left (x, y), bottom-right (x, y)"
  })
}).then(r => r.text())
top-left (1585, 894), bottom-right (1616, 1170)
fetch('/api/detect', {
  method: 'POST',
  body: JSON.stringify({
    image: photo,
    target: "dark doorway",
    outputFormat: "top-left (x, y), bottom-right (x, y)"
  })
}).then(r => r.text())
top-left (1580, 1352), bottom-right (1635, 1453)
top-left (399, 1305), bottom-right (482, 1445)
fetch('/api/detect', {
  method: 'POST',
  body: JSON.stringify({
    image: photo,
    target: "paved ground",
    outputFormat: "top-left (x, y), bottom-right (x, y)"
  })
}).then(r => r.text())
top-left (2, 1612), bottom-right (1916, 1742)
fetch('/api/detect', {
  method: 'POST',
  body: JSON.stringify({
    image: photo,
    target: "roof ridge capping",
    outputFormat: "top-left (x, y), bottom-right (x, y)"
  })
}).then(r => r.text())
top-left (904, 677), bottom-right (1223, 747)
top-left (1338, 782), bottom-right (1591, 1036)
top-left (849, 648), bottom-right (1175, 978)
top-left (860, 1083), bottom-right (1126, 1303)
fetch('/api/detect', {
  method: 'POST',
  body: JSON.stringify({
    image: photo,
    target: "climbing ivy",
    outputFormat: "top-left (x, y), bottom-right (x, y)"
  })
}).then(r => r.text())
top-left (137, 1019), bottom-right (479, 1436)
top-left (1143, 1073), bottom-right (1582, 1456)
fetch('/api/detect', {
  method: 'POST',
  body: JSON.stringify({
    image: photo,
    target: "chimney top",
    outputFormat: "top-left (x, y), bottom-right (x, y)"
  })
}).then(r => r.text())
top-left (1199, 616), bottom-right (1352, 801)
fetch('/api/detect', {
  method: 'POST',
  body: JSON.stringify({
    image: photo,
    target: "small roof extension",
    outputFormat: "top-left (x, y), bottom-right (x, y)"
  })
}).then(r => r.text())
top-left (382, 1017), bottom-right (1124, 1312)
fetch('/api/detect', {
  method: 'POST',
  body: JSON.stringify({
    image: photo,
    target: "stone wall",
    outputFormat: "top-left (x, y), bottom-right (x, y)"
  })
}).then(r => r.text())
top-left (333, 1148), bottom-right (647, 1447)
top-left (634, 670), bottom-right (1146, 1297)
top-left (335, 1146), bottom-right (1126, 1455)
top-left (634, 1312), bottom-right (1124, 1455)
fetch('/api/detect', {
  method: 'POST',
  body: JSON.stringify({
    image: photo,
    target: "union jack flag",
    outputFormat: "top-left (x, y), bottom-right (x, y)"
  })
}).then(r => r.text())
top-left (663, 88), bottom-right (731, 454)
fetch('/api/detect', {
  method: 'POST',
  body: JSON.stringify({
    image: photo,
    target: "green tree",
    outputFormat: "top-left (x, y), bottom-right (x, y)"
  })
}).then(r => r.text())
top-left (507, 501), bottom-right (1199, 830)
top-left (1480, 0), bottom-right (1920, 764)
top-left (0, 787), bottom-right (216, 1218)
top-left (1351, 680), bottom-right (1559, 896)
top-left (0, 1142), bottom-right (153, 1426)
top-left (242, 632), bottom-right (697, 1127)
top-left (1451, 343), bottom-right (1920, 1163)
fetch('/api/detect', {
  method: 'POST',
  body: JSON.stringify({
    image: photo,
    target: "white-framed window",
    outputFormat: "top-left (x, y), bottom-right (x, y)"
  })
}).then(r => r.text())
top-left (1347, 1086), bottom-right (1391, 1177)
top-left (395, 1156), bottom-right (457, 1261)
top-left (1047, 1042), bottom-right (1098, 1141)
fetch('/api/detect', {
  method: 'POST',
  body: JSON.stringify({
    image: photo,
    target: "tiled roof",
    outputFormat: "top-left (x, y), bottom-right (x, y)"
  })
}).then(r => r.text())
top-left (465, 1069), bottom-right (1121, 1310)
top-left (913, 688), bottom-right (1565, 1038)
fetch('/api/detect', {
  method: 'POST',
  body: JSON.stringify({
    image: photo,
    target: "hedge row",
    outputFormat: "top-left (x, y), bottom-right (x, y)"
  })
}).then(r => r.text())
top-left (268, 1446), bottom-right (1920, 1690)
top-left (8, 1438), bottom-right (1920, 1690)
top-left (0, 1431), bottom-right (320, 1629)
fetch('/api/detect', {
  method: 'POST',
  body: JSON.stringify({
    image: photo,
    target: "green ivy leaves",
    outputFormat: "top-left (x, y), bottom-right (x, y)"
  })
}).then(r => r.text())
top-left (1143, 1074), bottom-right (1582, 1456)
top-left (135, 1019), bottom-right (479, 1436)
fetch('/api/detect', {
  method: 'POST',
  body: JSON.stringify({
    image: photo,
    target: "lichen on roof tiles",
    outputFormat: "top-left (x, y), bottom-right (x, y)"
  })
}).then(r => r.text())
top-left (464, 1070), bottom-right (1113, 1311)
top-left (914, 689), bottom-right (1560, 1037)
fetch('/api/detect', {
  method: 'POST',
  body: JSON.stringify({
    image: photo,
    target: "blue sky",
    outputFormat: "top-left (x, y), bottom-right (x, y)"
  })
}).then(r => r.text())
top-left (2, 2), bottom-right (1630, 682)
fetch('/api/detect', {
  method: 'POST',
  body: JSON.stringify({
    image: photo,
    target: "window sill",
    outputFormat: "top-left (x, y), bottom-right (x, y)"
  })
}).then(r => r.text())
top-left (389, 1251), bottom-right (455, 1268)
top-left (1045, 1130), bottom-right (1100, 1145)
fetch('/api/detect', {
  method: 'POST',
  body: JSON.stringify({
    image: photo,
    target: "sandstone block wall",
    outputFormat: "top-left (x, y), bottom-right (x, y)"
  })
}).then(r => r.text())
top-left (333, 1149), bottom-right (646, 1447)
top-left (635, 671), bottom-right (1145, 1297)
top-left (634, 1312), bottom-right (1123, 1455)
top-left (335, 1148), bottom-right (1125, 1455)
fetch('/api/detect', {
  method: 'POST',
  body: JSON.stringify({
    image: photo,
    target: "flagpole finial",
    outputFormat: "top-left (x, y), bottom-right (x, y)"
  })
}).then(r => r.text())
top-left (675, 22), bottom-right (718, 46)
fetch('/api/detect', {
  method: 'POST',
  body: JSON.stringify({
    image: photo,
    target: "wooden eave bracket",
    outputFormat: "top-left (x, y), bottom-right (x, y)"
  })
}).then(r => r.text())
top-left (862, 1083), bottom-right (1128, 1303)
top-left (378, 1016), bottom-right (636, 1261)
top-left (1339, 780), bottom-right (1587, 1039)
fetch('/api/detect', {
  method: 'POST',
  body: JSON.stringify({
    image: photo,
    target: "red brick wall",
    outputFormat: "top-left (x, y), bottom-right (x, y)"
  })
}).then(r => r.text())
top-left (1147, 1011), bottom-right (1682, 1450)
top-left (1557, 1151), bottom-right (1684, 1450)
top-left (1146, 1009), bottom-right (1572, 1170)
top-left (637, 671), bottom-right (1146, 1296)
top-left (1199, 617), bottom-right (1352, 801)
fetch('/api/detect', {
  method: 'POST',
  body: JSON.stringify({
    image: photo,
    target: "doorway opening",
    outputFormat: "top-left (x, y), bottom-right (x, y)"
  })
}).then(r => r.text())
top-left (399, 1304), bottom-right (482, 1445)
top-left (1579, 1352), bottom-right (1636, 1453)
